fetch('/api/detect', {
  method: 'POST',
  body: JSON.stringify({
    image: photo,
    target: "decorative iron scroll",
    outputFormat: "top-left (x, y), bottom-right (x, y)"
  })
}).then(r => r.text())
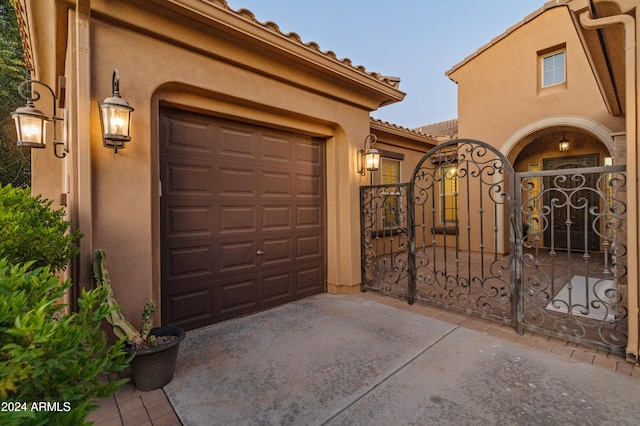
top-left (408, 140), bottom-right (516, 324)
top-left (360, 184), bottom-right (410, 298)
top-left (517, 165), bottom-right (628, 354)
top-left (359, 139), bottom-right (629, 356)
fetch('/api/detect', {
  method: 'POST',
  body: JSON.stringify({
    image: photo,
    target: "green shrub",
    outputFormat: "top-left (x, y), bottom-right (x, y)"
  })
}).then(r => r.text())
top-left (0, 259), bottom-right (130, 425)
top-left (0, 184), bottom-right (82, 272)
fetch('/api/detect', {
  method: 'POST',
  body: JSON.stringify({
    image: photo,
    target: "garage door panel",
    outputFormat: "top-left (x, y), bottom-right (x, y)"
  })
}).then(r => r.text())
top-left (262, 273), bottom-right (293, 302)
top-left (261, 238), bottom-right (292, 265)
top-left (165, 288), bottom-right (214, 323)
top-left (220, 206), bottom-right (256, 234)
top-left (161, 107), bottom-right (325, 330)
top-left (219, 241), bottom-right (257, 272)
top-left (166, 207), bottom-right (212, 237)
top-left (262, 135), bottom-right (292, 163)
top-left (220, 279), bottom-right (259, 314)
top-left (164, 116), bottom-right (215, 155)
top-left (296, 205), bottom-right (322, 228)
top-left (166, 245), bottom-right (213, 277)
top-left (261, 171), bottom-right (292, 196)
top-left (164, 163), bottom-right (213, 195)
top-left (262, 206), bottom-right (291, 230)
top-left (296, 175), bottom-right (322, 197)
top-left (219, 126), bottom-right (257, 159)
top-left (219, 168), bottom-right (256, 195)
top-left (297, 267), bottom-right (323, 292)
top-left (296, 235), bottom-right (322, 259)
top-left (296, 142), bottom-right (322, 166)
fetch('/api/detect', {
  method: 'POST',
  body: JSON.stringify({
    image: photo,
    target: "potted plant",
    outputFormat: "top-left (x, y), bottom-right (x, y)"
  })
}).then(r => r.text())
top-left (92, 249), bottom-right (185, 391)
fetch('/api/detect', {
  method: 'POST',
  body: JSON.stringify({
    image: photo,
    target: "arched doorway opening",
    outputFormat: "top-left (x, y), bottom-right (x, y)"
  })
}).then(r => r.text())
top-left (511, 127), bottom-right (613, 251)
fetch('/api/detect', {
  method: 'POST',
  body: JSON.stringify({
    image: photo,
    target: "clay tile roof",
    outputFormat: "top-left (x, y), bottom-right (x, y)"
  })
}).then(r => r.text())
top-left (15, 0), bottom-right (403, 90)
top-left (224, 2), bottom-right (401, 89)
top-left (414, 119), bottom-right (458, 139)
top-left (370, 117), bottom-right (436, 140)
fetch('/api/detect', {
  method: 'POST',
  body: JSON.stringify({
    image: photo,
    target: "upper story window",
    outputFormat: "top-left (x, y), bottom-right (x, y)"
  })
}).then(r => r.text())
top-left (542, 50), bottom-right (566, 87)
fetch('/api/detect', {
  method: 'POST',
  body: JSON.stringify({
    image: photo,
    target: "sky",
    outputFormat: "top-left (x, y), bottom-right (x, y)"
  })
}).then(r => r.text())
top-left (225, 0), bottom-right (544, 129)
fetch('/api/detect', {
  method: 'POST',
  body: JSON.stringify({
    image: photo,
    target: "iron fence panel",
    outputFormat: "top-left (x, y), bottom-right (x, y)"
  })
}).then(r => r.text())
top-left (360, 139), bottom-right (628, 355)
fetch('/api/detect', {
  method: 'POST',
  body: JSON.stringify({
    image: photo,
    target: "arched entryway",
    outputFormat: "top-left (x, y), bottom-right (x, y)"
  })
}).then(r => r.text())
top-left (510, 126), bottom-right (612, 251)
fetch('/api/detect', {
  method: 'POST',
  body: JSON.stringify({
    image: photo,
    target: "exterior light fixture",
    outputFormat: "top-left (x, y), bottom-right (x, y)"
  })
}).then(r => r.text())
top-left (99, 70), bottom-right (134, 153)
top-left (558, 132), bottom-right (570, 152)
top-left (358, 134), bottom-right (380, 176)
top-left (11, 77), bottom-right (68, 158)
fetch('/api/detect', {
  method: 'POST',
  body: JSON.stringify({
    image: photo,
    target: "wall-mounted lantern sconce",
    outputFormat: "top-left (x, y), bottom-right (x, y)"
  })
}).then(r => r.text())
top-left (358, 134), bottom-right (380, 176)
top-left (11, 77), bottom-right (68, 158)
top-left (558, 132), bottom-right (570, 152)
top-left (99, 70), bottom-right (134, 153)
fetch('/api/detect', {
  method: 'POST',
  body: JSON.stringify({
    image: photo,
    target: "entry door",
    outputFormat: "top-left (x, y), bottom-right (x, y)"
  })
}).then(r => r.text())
top-left (160, 108), bottom-right (325, 330)
top-left (543, 154), bottom-right (600, 251)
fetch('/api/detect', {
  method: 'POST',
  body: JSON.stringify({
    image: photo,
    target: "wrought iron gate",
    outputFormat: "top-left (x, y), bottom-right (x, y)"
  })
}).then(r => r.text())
top-left (517, 164), bottom-right (628, 354)
top-left (361, 183), bottom-right (410, 299)
top-left (361, 139), bottom-right (628, 355)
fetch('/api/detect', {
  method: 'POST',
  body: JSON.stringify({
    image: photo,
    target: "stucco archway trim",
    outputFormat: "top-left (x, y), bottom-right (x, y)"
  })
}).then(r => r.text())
top-left (501, 116), bottom-right (615, 157)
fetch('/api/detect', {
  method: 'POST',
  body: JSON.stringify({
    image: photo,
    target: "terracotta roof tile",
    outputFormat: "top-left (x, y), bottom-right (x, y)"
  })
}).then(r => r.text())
top-left (370, 118), bottom-right (435, 139)
top-left (414, 119), bottom-right (458, 139)
top-left (223, 1), bottom-right (401, 89)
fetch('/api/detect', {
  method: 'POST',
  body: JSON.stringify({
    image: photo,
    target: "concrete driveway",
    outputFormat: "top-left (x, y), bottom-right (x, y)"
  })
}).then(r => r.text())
top-left (163, 293), bottom-right (640, 425)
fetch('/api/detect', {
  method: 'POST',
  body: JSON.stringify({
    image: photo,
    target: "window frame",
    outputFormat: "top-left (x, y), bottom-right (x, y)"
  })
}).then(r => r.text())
top-left (540, 48), bottom-right (566, 88)
top-left (380, 157), bottom-right (402, 229)
top-left (439, 164), bottom-right (458, 225)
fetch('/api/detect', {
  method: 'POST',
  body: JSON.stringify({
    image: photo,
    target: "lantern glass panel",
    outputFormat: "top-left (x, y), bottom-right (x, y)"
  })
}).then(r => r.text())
top-left (365, 150), bottom-right (380, 171)
top-left (15, 114), bottom-right (46, 147)
top-left (101, 105), bottom-right (131, 141)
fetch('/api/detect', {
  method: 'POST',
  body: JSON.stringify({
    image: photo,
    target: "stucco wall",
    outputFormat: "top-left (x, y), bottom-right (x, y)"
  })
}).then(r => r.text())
top-left (86, 13), bottom-right (381, 324)
top-left (25, 0), bottom-right (404, 328)
top-left (450, 6), bottom-right (625, 150)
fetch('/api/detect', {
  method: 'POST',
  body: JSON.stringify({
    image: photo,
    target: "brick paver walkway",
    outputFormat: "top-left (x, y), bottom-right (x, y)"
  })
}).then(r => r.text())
top-left (87, 371), bottom-right (181, 426)
top-left (88, 291), bottom-right (639, 425)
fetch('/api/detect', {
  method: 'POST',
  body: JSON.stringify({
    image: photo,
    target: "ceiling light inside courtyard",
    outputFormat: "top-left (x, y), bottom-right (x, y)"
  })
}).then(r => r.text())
top-left (558, 132), bottom-right (570, 152)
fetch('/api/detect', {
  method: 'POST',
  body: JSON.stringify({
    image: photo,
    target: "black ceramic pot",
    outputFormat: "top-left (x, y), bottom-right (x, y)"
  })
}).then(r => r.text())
top-left (124, 325), bottom-right (185, 391)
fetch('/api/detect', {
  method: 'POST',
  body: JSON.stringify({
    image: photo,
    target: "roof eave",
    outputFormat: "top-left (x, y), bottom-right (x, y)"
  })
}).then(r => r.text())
top-left (567, 0), bottom-right (631, 116)
top-left (370, 118), bottom-right (437, 146)
top-left (152, 0), bottom-right (406, 108)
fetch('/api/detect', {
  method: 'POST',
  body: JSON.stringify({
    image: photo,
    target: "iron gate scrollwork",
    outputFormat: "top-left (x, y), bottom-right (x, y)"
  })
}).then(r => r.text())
top-left (407, 140), bottom-right (516, 324)
top-left (517, 165), bottom-right (628, 354)
top-left (360, 138), bottom-right (628, 355)
top-left (360, 183), bottom-right (410, 298)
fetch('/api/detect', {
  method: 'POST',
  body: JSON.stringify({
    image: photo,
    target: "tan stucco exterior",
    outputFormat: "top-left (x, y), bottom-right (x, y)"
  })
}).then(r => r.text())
top-left (447, 0), bottom-right (640, 362)
top-left (15, 0), bottom-right (407, 326)
top-left (14, 0), bottom-right (640, 361)
top-left (447, 5), bottom-right (624, 153)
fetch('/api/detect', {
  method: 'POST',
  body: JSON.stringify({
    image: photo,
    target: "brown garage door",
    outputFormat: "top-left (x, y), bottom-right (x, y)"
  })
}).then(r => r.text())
top-left (160, 107), bottom-right (325, 330)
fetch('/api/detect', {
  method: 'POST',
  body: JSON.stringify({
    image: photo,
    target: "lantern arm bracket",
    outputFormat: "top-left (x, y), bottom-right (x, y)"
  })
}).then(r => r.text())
top-left (358, 133), bottom-right (379, 176)
top-left (16, 79), bottom-right (67, 158)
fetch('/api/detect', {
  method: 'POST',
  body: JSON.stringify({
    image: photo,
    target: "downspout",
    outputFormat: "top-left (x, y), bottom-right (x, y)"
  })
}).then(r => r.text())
top-left (75, 0), bottom-right (93, 292)
top-left (580, 9), bottom-right (639, 363)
